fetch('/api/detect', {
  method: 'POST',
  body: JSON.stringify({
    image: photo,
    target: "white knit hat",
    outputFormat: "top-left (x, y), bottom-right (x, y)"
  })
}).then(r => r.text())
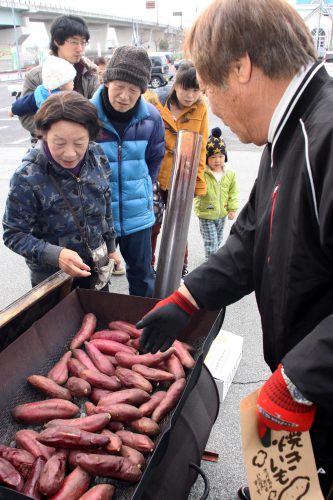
top-left (42, 56), bottom-right (76, 91)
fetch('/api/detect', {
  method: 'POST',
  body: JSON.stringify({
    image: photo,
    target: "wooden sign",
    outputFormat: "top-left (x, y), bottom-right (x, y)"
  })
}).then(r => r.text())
top-left (240, 390), bottom-right (324, 499)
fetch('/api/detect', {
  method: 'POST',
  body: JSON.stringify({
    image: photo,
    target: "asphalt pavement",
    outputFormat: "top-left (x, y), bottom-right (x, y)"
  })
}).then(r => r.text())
top-left (0, 80), bottom-right (271, 499)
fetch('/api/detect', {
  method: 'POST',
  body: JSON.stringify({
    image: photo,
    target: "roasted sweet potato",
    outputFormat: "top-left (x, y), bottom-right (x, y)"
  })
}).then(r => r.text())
top-left (84, 402), bottom-right (97, 417)
top-left (74, 453), bottom-right (142, 482)
top-left (164, 353), bottom-right (186, 380)
top-left (48, 466), bottom-right (91, 500)
top-left (107, 421), bottom-right (125, 432)
top-left (72, 348), bottom-right (99, 371)
top-left (37, 425), bottom-right (110, 450)
top-left (89, 388), bottom-right (111, 405)
top-left (90, 339), bottom-right (136, 355)
top-left (23, 456), bottom-right (45, 499)
top-left (79, 483), bottom-right (115, 500)
top-left (38, 449), bottom-right (68, 496)
top-left (132, 364), bottom-right (175, 382)
top-left (12, 399), bottom-right (79, 424)
top-left (97, 388), bottom-right (150, 407)
top-left (0, 446), bottom-right (34, 479)
top-left (66, 376), bottom-right (91, 397)
top-left (48, 351), bottom-right (72, 385)
top-left (68, 358), bottom-right (86, 378)
top-left (173, 340), bottom-right (195, 368)
top-left (119, 445), bottom-right (145, 468)
top-left (127, 417), bottom-right (160, 437)
top-left (128, 338), bottom-right (141, 351)
top-left (70, 313), bottom-right (97, 350)
top-left (45, 413), bottom-right (111, 433)
top-left (100, 429), bottom-right (122, 453)
top-left (28, 374), bottom-right (72, 400)
top-left (114, 347), bottom-right (175, 368)
top-left (115, 431), bottom-right (154, 454)
top-left (91, 329), bottom-right (130, 344)
top-left (15, 429), bottom-right (55, 460)
top-left (152, 378), bottom-right (186, 422)
top-left (108, 320), bottom-right (141, 339)
top-left (139, 390), bottom-right (166, 417)
top-left (84, 341), bottom-right (115, 376)
top-left (80, 369), bottom-right (121, 391)
top-left (0, 456), bottom-right (24, 491)
top-left (115, 367), bottom-right (153, 393)
top-left (94, 403), bottom-right (141, 422)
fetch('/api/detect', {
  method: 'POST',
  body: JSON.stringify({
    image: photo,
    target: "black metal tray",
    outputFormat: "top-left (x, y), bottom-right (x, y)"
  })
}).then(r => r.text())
top-left (0, 289), bottom-right (223, 499)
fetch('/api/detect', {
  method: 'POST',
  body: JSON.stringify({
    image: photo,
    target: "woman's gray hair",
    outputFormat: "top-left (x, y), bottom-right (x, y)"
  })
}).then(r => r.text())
top-left (185, 0), bottom-right (317, 86)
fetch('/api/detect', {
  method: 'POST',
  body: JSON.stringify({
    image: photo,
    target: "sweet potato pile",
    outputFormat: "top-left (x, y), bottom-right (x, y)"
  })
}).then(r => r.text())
top-left (0, 314), bottom-right (196, 499)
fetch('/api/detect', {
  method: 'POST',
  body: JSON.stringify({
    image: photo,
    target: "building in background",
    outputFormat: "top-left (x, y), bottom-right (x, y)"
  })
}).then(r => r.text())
top-left (293, 0), bottom-right (333, 57)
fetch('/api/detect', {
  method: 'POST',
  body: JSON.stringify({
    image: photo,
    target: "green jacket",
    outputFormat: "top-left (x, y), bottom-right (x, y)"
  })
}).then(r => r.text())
top-left (194, 166), bottom-right (239, 220)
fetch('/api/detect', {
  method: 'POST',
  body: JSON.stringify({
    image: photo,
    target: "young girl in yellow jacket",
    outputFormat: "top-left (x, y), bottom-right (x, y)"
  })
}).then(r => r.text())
top-left (146, 63), bottom-right (209, 276)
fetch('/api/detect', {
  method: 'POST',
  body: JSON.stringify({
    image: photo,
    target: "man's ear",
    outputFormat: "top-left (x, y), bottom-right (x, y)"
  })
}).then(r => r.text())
top-left (234, 53), bottom-right (252, 84)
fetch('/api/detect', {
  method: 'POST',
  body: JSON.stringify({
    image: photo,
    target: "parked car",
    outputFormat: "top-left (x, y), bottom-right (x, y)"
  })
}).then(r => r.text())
top-left (174, 59), bottom-right (193, 71)
top-left (149, 54), bottom-right (171, 88)
top-left (324, 49), bottom-right (333, 77)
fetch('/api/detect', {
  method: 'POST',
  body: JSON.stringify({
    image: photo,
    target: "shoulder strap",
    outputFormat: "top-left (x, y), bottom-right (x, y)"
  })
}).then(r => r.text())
top-left (49, 174), bottom-right (92, 253)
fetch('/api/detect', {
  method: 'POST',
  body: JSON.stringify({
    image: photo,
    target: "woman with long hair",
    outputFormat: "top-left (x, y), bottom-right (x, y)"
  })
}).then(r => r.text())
top-left (146, 63), bottom-right (209, 276)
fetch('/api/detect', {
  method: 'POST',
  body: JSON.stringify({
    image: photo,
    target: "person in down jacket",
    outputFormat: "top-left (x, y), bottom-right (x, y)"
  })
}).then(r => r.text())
top-left (91, 46), bottom-right (165, 298)
top-left (3, 92), bottom-right (116, 289)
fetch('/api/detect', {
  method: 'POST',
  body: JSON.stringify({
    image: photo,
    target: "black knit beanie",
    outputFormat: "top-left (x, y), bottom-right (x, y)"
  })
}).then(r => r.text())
top-left (206, 127), bottom-right (228, 162)
top-left (103, 46), bottom-right (152, 93)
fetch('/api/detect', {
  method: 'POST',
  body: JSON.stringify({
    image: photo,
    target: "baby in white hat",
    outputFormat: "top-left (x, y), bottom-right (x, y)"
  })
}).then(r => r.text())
top-left (9, 56), bottom-right (76, 117)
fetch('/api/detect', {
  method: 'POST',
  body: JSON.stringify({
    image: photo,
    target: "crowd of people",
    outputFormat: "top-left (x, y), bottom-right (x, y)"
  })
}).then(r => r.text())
top-left (4, 0), bottom-right (333, 498)
top-left (3, 12), bottom-right (238, 296)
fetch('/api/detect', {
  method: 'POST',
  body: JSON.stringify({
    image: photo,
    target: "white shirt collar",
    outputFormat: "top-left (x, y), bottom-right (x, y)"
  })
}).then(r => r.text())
top-left (267, 63), bottom-right (314, 144)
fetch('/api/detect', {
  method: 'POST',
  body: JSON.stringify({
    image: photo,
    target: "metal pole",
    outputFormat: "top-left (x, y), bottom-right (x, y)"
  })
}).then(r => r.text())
top-left (316, 0), bottom-right (323, 53)
top-left (154, 130), bottom-right (202, 299)
top-left (11, 0), bottom-right (23, 79)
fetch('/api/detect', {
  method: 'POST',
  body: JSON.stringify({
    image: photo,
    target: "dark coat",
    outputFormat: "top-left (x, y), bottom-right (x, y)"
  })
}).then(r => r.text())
top-left (185, 63), bottom-right (333, 411)
top-left (3, 142), bottom-right (116, 284)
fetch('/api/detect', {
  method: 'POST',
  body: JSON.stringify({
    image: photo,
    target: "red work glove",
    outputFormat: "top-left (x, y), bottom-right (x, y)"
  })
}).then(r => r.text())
top-left (257, 364), bottom-right (316, 444)
top-left (137, 290), bottom-right (199, 354)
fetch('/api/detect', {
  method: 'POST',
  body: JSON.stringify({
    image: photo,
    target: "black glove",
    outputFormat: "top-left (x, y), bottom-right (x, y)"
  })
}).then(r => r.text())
top-left (136, 290), bottom-right (198, 353)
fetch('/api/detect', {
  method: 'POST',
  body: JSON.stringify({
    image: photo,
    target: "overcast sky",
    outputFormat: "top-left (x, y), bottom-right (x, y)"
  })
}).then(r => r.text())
top-left (35, 0), bottom-right (210, 27)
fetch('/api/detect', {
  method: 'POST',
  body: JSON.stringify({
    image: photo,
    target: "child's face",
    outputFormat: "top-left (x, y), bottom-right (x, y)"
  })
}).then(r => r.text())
top-left (207, 153), bottom-right (225, 171)
top-left (59, 80), bottom-right (75, 91)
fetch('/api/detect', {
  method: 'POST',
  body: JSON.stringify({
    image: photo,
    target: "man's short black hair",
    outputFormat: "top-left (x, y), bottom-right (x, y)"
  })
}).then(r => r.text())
top-left (50, 15), bottom-right (90, 54)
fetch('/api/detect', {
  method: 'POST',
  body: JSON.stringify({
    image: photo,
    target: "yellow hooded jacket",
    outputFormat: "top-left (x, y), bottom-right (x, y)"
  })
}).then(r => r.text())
top-left (145, 90), bottom-right (209, 196)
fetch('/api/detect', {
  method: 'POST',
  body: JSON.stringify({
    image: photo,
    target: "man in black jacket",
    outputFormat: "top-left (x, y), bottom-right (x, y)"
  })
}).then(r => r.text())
top-left (136, 0), bottom-right (333, 498)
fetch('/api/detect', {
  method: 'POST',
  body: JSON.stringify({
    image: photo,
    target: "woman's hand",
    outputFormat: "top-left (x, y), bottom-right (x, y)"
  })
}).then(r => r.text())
top-left (108, 251), bottom-right (122, 268)
top-left (58, 248), bottom-right (91, 278)
top-left (228, 211), bottom-right (236, 220)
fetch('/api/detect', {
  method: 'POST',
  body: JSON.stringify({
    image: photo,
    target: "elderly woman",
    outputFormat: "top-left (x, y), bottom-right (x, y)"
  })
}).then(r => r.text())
top-left (3, 91), bottom-right (118, 290)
